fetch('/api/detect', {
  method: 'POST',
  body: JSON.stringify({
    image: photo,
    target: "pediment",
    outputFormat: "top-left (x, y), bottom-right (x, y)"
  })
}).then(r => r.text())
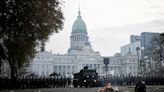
top-left (79, 56), bottom-right (101, 62)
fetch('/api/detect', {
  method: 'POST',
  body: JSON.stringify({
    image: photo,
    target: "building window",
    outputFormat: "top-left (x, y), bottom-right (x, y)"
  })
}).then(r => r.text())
top-left (54, 65), bottom-right (57, 71)
top-left (68, 66), bottom-right (70, 70)
top-left (111, 66), bottom-right (113, 70)
top-left (94, 64), bottom-right (96, 69)
top-left (129, 66), bottom-right (131, 70)
top-left (73, 37), bottom-right (75, 42)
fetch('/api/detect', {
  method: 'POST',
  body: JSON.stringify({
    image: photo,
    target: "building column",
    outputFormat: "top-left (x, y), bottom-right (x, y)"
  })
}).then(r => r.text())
top-left (61, 66), bottom-right (63, 76)
top-left (56, 66), bottom-right (59, 74)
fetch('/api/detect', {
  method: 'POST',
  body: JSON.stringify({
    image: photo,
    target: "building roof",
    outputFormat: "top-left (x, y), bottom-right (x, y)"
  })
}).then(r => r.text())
top-left (72, 10), bottom-right (87, 33)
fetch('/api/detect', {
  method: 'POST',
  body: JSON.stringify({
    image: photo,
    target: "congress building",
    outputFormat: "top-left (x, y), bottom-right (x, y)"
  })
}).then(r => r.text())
top-left (28, 10), bottom-right (139, 77)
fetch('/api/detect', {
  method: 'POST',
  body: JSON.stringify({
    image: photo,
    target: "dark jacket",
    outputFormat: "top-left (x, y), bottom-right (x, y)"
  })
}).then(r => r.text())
top-left (135, 81), bottom-right (146, 92)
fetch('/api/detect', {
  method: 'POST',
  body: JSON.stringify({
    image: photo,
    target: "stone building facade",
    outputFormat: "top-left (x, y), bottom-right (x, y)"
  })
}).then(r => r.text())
top-left (28, 11), bottom-right (139, 77)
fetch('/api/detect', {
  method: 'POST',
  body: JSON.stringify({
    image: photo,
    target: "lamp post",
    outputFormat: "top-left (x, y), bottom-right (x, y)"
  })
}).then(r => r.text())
top-left (103, 57), bottom-right (109, 81)
top-left (136, 47), bottom-right (141, 76)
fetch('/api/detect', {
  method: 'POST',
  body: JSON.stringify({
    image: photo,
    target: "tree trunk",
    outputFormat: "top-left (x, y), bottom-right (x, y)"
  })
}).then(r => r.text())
top-left (9, 56), bottom-right (17, 79)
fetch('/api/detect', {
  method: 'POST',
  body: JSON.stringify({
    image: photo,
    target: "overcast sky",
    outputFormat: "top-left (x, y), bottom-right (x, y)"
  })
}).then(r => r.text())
top-left (45, 0), bottom-right (164, 56)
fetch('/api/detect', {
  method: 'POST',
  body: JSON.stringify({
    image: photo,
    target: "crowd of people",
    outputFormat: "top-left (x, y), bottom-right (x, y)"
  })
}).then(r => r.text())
top-left (0, 76), bottom-right (163, 90)
top-left (0, 77), bottom-right (72, 90)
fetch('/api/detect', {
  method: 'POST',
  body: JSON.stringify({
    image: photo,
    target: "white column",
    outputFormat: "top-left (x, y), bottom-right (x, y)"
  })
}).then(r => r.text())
top-left (56, 66), bottom-right (58, 73)
top-left (61, 66), bottom-right (63, 76)
top-left (72, 66), bottom-right (74, 75)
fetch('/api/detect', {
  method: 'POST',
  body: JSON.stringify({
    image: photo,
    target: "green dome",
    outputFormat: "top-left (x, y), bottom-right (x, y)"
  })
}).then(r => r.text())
top-left (72, 11), bottom-right (87, 33)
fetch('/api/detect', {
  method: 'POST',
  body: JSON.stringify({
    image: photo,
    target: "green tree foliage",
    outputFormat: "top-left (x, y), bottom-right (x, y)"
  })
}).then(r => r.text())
top-left (160, 33), bottom-right (164, 75)
top-left (160, 33), bottom-right (164, 46)
top-left (0, 0), bottom-right (64, 78)
top-left (148, 32), bottom-right (164, 76)
top-left (148, 33), bottom-right (163, 56)
top-left (160, 33), bottom-right (164, 60)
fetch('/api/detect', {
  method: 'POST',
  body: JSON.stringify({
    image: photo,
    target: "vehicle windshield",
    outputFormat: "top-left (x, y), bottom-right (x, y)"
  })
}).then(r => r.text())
top-left (82, 71), bottom-right (96, 76)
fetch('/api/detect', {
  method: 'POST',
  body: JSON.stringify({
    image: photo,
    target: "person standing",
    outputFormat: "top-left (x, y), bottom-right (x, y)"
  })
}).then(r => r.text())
top-left (98, 83), bottom-right (115, 92)
top-left (135, 81), bottom-right (146, 92)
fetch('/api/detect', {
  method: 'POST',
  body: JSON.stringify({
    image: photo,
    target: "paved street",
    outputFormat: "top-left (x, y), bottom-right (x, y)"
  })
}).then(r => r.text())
top-left (0, 86), bottom-right (164, 92)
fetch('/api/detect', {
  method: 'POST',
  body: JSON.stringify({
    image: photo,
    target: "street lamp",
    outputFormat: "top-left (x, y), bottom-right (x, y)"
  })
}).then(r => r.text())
top-left (103, 58), bottom-right (109, 79)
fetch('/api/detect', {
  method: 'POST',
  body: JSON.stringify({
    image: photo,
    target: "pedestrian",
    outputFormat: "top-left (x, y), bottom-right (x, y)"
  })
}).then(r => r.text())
top-left (98, 83), bottom-right (114, 92)
top-left (135, 81), bottom-right (146, 92)
top-left (97, 88), bottom-right (104, 92)
top-left (104, 83), bottom-right (115, 92)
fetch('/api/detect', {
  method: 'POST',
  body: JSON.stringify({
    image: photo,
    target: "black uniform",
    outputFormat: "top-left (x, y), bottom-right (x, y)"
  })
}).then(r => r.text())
top-left (135, 81), bottom-right (146, 92)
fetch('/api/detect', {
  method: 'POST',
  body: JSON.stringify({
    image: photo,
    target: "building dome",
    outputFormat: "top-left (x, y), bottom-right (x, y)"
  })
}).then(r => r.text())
top-left (72, 11), bottom-right (87, 33)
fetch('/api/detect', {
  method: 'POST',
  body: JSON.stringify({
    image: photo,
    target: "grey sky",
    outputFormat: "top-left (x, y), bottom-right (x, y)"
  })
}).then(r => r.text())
top-left (45, 0), bottom-right (164, 56)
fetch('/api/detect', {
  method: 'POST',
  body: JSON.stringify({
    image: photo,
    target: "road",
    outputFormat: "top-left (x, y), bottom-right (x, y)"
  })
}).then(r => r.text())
top-left (0, 86), bottom-right (164, 92)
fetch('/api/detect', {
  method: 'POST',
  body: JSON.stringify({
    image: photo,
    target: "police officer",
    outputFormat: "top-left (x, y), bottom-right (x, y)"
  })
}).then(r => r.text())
top-left (135, 81), bottom-right (146, 92)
